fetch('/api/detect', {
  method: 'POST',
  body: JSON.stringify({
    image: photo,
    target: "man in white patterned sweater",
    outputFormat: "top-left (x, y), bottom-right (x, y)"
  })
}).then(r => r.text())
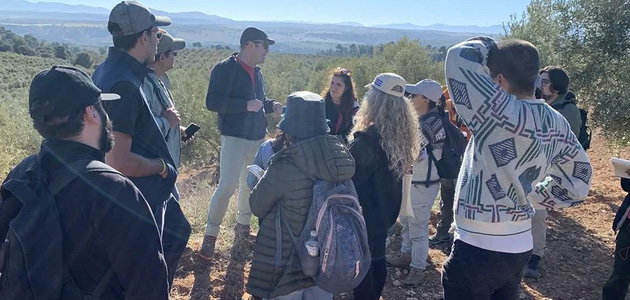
top-left (443, 37), bottom-right (592, 300)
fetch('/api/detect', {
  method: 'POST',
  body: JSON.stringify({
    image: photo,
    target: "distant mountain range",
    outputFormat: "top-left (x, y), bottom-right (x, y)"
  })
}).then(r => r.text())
top-left (0, 0), bottom-right (504, 54)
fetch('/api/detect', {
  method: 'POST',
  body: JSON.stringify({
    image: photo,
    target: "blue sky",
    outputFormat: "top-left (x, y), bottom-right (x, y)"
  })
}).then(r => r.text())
top-left (37, 0), bottom-right (531, 26)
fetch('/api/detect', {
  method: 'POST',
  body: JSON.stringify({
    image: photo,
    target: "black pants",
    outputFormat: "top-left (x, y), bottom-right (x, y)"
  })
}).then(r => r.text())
top-left (353, 232), bottom-right (387, 300)
top-left (437, 178), bottom-right (456, 237)
top-left (153, 196), bottom-right (191, 287)
top-left (603, 221), bottom-right (630, 300)
top-left (442, 240), bottom-right (531, 300)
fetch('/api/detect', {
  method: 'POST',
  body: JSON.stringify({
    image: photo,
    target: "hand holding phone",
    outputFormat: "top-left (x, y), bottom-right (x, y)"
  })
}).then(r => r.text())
top-left (182, 123), bottom-right (200, 142)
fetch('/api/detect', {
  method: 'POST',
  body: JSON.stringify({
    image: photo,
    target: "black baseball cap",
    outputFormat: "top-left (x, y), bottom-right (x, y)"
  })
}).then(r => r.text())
top-left (108, 1), bottom-right (171, 37)
top-left (29, 66), bottom-right (120, 118)
top-left (240, 27), bottom-right (275, 46)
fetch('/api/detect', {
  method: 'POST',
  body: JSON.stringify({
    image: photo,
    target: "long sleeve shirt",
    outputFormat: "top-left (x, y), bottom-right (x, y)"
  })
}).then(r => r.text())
top-left (445, 37), bottom-right (592, 253)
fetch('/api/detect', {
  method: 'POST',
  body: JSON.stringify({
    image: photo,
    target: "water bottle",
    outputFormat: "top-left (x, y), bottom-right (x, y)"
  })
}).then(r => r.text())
top-left (305, 230), bottom-right (319, 257)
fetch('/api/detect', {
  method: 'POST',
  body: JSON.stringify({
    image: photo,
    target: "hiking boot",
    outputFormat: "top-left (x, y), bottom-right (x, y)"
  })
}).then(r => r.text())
top-left (198, 235), bottom-right (217, 261)
top-left (386, 253), bottom-right (411, 268)
top-left (524, 254), bottom-right (541, 279)
top-left (428, 233), bottom-right (452, 245)
top-left (232, 224), bottom-right (254, 262)
top-left (403, 267), bottom-right (424, 287)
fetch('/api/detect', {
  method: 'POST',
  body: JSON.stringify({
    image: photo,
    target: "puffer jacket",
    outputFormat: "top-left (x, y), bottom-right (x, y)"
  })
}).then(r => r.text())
top-left (246, 135), bottom-right (355, 298)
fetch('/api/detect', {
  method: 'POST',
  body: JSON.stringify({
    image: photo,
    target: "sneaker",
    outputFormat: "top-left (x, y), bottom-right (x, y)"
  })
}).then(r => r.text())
top-left (198, 235), bottom-right (217, 261)
top-left (386, 253), bottom-right (411, 268)
top-left (403, 267), bottom-right (424, 287)
top-left (428, 234), bottom-right (452, 245)
top-left (524, 254), bottom-right (541, 279)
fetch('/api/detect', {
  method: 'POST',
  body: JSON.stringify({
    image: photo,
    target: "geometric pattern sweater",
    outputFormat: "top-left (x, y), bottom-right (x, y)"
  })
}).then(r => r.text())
top-left (445, 37), bottom-right (592, 252)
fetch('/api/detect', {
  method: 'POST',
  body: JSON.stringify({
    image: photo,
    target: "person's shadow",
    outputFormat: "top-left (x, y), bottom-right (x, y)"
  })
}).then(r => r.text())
top-left (521, 208), bottom-right (617, 299)
top-left (218, 242), bottom-right (249, 300)
top-left (189, 255), bottom-right (214, 300)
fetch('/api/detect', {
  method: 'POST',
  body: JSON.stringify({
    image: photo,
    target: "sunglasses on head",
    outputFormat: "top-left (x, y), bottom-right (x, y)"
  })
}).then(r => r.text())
top-left (333, 68), bottom-right (352, 76)
top-left (251, 40), bottom-right (269, 50)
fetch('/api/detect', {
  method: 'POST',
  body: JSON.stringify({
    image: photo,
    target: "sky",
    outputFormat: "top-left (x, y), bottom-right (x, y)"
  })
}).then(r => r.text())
top-left (33, 0), bottom-right (531, 27)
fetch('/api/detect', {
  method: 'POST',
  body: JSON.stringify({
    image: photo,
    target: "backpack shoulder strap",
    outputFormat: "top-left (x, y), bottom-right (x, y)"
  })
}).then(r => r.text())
top-left (424, 145), bottom-right (438, 188)
top-left (47, 159), bottom-right (119, 299)
top-left (48, 160), bottom-right (120, 195)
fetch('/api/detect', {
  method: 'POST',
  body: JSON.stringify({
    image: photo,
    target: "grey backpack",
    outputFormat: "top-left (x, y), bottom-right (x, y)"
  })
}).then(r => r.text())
top-left (276, 165), bottom-right (371, 294)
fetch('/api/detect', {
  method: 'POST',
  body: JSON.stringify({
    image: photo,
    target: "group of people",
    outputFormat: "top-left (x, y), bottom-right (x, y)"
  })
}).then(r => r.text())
top-left (1, 0), bottom-right (620, 300)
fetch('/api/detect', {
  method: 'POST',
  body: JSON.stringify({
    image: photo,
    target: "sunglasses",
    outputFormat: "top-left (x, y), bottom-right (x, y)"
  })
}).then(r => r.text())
top-left (251, 40), bottom-right (269, 50)
top-left (170, 51), bottom-right (177, 57)
top-left (333, 68), bottom-right (352, 76)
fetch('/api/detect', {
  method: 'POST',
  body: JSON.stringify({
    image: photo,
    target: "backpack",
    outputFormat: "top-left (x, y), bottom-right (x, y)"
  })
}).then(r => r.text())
top-left (0, 159), bottom-right (118, 300)
top-left (275, 161), bottom-right (371, 294)
top-left (552, 97), bottom-right (592, 151)
top-left (428, 116), bottom-right (467, 180)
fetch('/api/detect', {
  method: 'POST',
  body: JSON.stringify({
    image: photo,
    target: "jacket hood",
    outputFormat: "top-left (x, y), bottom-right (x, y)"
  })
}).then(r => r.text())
top-left (274, 135), bottom-right (355, 182)
top-left (551, 91), bottom-right (577, 107)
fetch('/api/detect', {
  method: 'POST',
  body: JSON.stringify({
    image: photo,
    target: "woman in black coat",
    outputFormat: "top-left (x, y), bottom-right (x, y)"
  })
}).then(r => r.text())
top-left (348, 73), bottom-right (420, 300)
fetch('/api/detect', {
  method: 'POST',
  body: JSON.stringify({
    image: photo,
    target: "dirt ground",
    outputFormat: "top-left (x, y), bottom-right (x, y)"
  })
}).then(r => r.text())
top-left (171, 132), bottom-right (629, 300)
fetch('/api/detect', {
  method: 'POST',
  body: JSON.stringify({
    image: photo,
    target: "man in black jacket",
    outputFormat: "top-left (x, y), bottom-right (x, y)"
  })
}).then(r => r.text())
top-left (92, 0), bottom-right (190, 287)
top-left (1, 66), bottom-right (169, 299)
top-left (200, 27), bottom-right (282, 260)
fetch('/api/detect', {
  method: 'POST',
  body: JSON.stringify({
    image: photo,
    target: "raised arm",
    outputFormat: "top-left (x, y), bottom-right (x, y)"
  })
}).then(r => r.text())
top-left (445, 37), bottom-right (516, 135)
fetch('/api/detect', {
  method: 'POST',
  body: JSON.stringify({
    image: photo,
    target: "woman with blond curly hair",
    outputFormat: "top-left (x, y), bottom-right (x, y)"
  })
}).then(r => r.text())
top-left (322, 67), bottom-right (359, 143)
top-left (348, 73), bottom-right (420, 300)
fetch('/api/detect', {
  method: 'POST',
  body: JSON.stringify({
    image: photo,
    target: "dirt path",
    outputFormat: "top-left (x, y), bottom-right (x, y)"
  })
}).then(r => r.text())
top-left (172, 132), bottom-right (629, 300)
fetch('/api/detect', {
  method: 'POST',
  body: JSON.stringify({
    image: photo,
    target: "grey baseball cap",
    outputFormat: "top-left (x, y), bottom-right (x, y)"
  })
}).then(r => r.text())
top-left (157, 30), bottom-right (186, 55)
top-left (108, 1), bottom-right (171, 37)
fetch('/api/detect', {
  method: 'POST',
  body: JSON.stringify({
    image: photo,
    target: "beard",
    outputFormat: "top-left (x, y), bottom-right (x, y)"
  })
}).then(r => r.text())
top-left (96, 104), bottom-right (114, 153)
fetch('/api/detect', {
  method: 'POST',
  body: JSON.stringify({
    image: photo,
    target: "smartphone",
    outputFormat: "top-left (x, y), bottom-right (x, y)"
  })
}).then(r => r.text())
top-left (182, 123), bottom-right (200, 141)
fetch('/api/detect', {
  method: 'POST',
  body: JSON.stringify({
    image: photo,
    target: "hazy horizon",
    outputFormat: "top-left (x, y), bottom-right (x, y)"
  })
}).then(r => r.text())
top-left (10, 0), bottom-right (530, 27)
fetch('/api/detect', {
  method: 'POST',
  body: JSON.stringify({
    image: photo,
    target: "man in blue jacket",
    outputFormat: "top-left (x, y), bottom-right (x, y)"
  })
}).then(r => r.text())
top-left (92, 0), bottom-right (191, 288)
top-left (200, 27), bottom-right (283, 261)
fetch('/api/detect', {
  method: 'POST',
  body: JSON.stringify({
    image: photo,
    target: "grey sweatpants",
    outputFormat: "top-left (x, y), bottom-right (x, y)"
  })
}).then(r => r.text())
top-left (531, 209), bottom-right (548, 257)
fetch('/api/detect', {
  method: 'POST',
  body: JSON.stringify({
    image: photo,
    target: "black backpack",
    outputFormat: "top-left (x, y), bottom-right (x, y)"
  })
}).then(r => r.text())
top-left (0, 159), bottom-right (118, 300)
top-left (427, 116), bottom-right (468, 180)
top-left (552, 95), bottom-right (591, 151)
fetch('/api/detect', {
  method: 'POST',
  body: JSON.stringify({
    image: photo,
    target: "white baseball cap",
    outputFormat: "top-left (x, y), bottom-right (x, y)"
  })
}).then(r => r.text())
top-left (405, 79), bottom-right (443, 102)
top-left (365, 73), bottom-right (406, 98)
